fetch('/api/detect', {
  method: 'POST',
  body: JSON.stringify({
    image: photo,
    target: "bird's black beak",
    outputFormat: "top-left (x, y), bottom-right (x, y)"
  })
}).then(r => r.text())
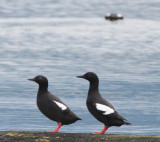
top-left (76, 75), bottom-right (84, 78)
top-left (28, 78), bottom-right (35, 81)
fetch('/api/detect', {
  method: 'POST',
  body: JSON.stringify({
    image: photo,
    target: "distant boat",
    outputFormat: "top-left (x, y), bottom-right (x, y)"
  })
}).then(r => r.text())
top-left (105, 13), bottom-right (123, 21)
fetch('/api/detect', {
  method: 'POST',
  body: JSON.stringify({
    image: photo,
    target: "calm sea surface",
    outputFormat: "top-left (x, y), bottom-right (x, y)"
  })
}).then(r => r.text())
top-left (0, 0), bottom-right (160, 135)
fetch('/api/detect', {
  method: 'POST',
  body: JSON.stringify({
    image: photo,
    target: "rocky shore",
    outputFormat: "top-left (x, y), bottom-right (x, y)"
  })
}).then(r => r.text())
top-left (0, 131), bottom-right (160, 142)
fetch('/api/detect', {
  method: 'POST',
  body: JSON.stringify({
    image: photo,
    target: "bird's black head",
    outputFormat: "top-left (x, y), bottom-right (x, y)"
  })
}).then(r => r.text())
top-left (77, 72), bottom-right (99, 82)
top-left (28, 75), bottom-right (48, 87)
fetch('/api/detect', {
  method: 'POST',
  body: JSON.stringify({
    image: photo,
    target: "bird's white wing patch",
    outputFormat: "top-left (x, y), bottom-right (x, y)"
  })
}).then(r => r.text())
top-left (117, 13), bottom-right (122, 17)
top-left (95, 103), bottom-right (114, 115)
top-left (54, 101), bottom-right (67, 110)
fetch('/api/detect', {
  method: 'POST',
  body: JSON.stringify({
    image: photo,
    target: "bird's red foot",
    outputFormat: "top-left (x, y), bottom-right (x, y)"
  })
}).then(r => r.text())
top-left (45, 130), bottom-right (58, 133)
top-left (45, 123), bottom-right (62, 133)
top-left (91, 126), bottom-right (108, 135)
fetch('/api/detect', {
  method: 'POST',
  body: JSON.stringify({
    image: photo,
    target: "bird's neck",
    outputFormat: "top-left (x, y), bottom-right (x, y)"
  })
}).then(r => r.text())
top-left (38, 84), bottom-right (48, 96)
top-left (88, 81), bottom-right (99, 95)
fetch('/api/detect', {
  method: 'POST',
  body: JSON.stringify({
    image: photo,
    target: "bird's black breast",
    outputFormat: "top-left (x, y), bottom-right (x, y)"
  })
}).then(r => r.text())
top-left (37, 94), bottom-right (60, 122)
top-left (86, 99), bottom-right (106, 123)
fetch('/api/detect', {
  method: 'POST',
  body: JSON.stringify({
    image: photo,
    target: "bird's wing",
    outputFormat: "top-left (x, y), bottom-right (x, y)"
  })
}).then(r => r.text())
top-left (53, 101), bottom-right (67, 111)
top-left (94, 103), bottom-right (115, 115)
top-left (93, 101), bottom-right (127, 120)
top-left (47, 92), bottom-right (70, 115)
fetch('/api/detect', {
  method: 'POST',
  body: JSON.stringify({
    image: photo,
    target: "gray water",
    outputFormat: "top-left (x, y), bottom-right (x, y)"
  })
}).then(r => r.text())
top-left (0, 0), bottom-right (160, 135)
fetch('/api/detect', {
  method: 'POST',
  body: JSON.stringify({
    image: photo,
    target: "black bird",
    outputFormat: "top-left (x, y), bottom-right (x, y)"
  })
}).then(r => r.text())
top-left (105, 13), bottom-right (123, 21)
top-left (77, 72), bottom-right (130, 134)
top-left (28, 75), bottom-right (81, 133)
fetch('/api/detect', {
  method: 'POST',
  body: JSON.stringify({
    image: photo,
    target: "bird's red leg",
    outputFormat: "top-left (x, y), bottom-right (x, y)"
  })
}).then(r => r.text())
top-left (45, 123), bottom-right (62, 133)
top-left (92, 126), bottom-right (108, 134)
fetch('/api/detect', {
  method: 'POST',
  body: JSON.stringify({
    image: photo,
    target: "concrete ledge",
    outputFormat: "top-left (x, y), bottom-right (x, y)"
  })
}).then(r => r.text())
top-left (0, 131), bottom-right (160, 142)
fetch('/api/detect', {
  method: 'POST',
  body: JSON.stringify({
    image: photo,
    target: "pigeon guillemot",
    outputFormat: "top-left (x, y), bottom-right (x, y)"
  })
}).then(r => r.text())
top-left (28, 75), bottom-right (81, 133)
top-left (77, 72), bottom-right (130, 134)
top-left (105, 13), bottom-right (123, 20)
